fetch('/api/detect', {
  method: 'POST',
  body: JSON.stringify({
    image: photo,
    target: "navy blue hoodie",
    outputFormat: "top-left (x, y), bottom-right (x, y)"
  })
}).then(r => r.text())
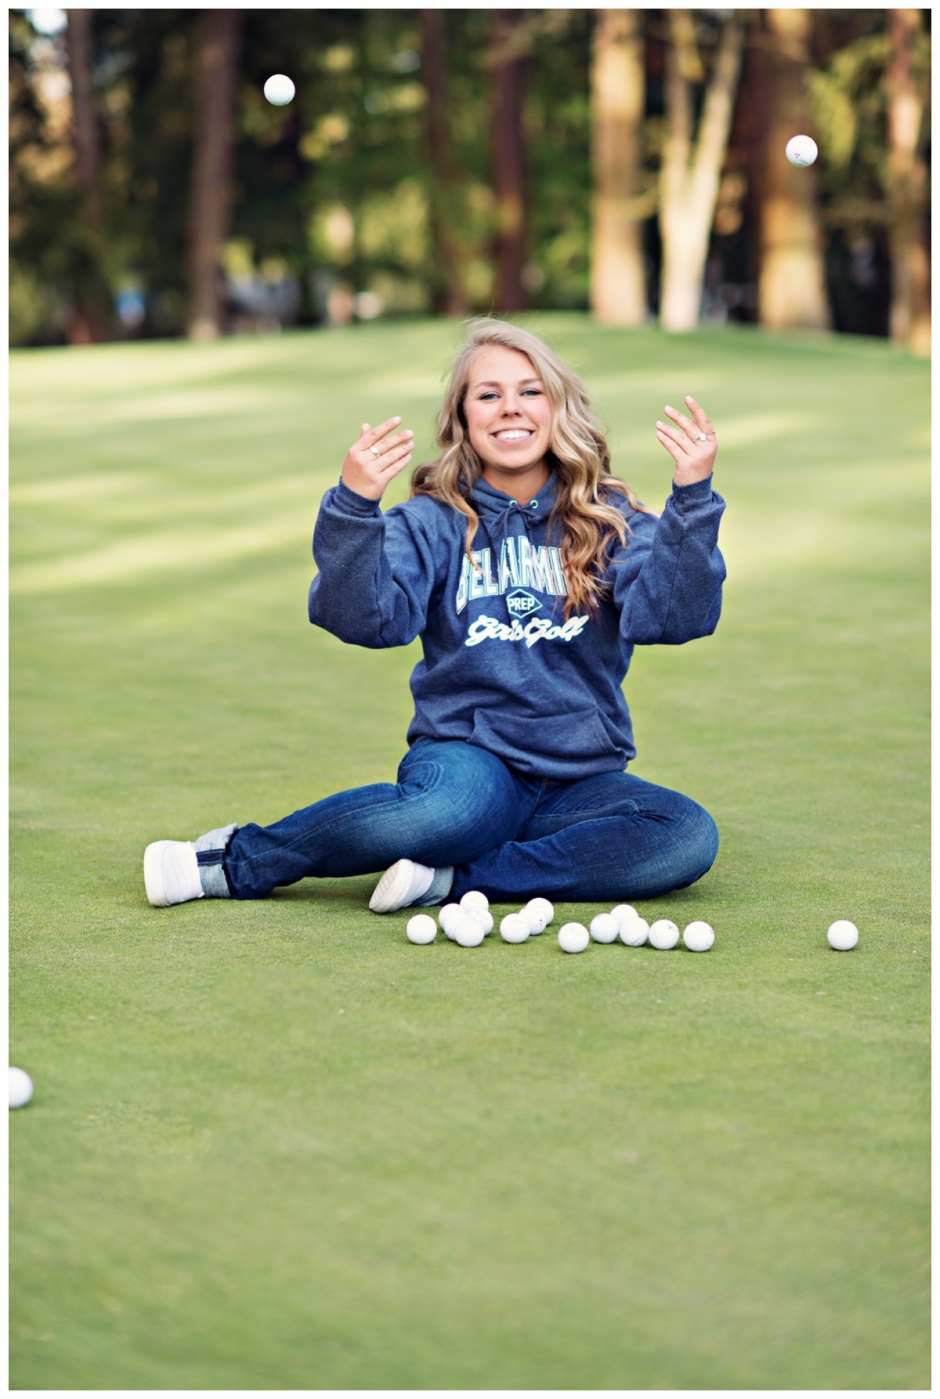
top-left (309, 472), bottom-right (725, 780)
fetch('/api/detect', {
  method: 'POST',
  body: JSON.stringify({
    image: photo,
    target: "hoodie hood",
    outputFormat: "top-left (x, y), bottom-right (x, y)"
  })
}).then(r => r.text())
top-left (469, 470), bottom-right (557, 517)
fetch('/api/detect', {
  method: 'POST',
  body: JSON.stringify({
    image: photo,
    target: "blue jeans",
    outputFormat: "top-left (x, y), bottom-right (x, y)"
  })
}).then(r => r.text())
top-left (219, 738), bottom-right (719, 904)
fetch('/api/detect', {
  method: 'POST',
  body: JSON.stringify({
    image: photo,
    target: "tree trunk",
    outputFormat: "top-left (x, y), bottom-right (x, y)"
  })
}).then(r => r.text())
top-left (590, 9), bottom-right (647, 326)
top-left (886, 9), bottom-right (930, 354)
top-left (187, 9), bottom-right (242, 342)
top-left (422, 10), bottom-right (469, 316)
top-left (493, 10), bottom-right (527, 312)
top-left (758, 10), bottom-right (830, 330)
top-left (659, 12), bottom-right (743, 332)
top-left (65, 8), bottom-right (101, 343)
top-left (66, 9), bottom-right (99, 194)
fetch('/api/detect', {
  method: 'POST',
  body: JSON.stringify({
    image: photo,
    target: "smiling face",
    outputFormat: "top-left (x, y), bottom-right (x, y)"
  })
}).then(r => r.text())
top-left (463, 345), bottom-right (554, 486)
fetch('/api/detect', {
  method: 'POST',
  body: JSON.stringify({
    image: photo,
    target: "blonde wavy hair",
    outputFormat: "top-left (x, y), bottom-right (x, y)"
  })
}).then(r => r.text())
top-left (411, 318), bottom-right (653, 617)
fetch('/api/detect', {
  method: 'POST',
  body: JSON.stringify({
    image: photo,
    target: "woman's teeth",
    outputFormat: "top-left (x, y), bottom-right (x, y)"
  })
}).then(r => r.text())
top-left (495, 430), bottom-right (532, 441)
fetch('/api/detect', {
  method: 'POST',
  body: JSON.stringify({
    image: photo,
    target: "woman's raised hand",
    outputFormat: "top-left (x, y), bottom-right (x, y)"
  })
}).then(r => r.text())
top-left (655, 397), bottom-right (718, 486)
top-left (341, 417), bottom-right (414, 502)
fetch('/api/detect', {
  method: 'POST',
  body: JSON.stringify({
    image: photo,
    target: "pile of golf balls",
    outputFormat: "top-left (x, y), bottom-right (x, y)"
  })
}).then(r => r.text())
top-left (407, 895), bottom-right (716, 956)
top-left (407, 894), bottom-right (554, 947)
top-left (409, 902), bottom-right (862, 958)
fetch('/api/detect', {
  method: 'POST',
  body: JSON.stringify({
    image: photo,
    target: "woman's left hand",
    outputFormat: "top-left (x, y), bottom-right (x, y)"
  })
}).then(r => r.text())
top-left (655, 396), bottom-right (718, 486)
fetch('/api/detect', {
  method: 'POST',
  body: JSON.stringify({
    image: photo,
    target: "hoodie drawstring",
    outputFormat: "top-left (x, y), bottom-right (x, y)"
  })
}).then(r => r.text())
top-left (486, 497), bottom-right (543, 545)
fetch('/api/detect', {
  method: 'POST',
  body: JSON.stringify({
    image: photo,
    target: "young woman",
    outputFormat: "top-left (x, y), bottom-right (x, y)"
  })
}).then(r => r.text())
top-left (144, 319), bottom-right (725, 914)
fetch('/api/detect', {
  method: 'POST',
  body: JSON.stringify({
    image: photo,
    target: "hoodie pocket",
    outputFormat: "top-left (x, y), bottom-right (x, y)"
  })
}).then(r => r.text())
top-left (470, 706), bottom-right (623, 776)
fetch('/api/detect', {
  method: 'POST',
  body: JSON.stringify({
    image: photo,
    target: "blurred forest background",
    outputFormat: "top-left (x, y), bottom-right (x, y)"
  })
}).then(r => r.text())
top-left (9, 7), bottom-right (931, 352)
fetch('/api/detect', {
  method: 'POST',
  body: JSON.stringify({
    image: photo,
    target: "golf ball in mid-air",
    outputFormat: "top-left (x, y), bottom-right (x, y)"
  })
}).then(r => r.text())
top-left (620, 916), bottom-right (649, 947)
top-left (406, 913), bottom-right (437, 945)
top-left (9, 1067), bottom-right (33, 1109)
top-left (785, 134), bottom-right (818, 167)
top-left (454, 916), bottom-right (485, 948)
top-left (649, 919), bottom-right (680, 950)
top-left (524, 897), bottom-right (554, 933)
top-left (589, 913), bottom-right (619, 944)
top-left (500, 913), bottom-right (530, 944)
top-left (558, 922), bottom-right (590, 954)
top-left (683, 920), bottom-right (715, 952)
top-left (827, 919), bottom-right (858, 951)
top-left (263, 74), bottom-right (295, 106)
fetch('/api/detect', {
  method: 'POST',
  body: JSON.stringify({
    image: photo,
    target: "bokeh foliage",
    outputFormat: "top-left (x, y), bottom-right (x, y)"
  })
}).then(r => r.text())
top-left (10, 9), bottom-right (597, 340)
top-left (8, 8), bottom-right (931, 344)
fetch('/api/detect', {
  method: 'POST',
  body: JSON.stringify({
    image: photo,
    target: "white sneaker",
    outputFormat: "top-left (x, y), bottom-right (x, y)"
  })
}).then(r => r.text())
top-left (369, 858), bottom-right (435, 914)
top-left (144, 840), bottom-right (205, 907)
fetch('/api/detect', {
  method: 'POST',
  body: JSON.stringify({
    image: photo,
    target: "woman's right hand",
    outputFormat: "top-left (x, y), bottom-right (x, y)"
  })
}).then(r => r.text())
top-left (341, 417), bottom-right (414, 502)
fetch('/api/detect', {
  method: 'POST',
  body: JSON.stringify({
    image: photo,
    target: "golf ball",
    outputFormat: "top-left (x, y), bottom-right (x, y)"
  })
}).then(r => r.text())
top-left (467, 907), bottom-right (494, 935)
top-left (439, 903), bottom-right (462, 936)
top-left (525, 897), bottom-right (554, 932)
top-left (500, 913), bottom-right (530, 944)
top-left (785, 134), bottom-right (817, 167)
top-left (589, 913), bottom-right (619, 944)
top-left (454, 915), bottom-right (485, 948)
top-left (611, 904), bottom-right (637, 925)
top-left (620, 916), bottom-right (649, 947)
top-left (9, 1067), bottom-right (33, 1110)
top-left (558, 922), bottom-right (590, 954)
top-left (263, 73), bottom-right (296, 106)
top-left (460, 890), bottom-right (489, 914)
top-left (649, 919), bottom-right (680, 950)
top-left (683, 920), bottom-right (715, 953)
top-left (406, 913), bottom-right (437, 945)
top-left (827, 919), bottom-right (858, 951)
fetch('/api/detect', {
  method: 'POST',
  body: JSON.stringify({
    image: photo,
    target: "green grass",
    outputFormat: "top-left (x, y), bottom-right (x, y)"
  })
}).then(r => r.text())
top-left (10, 316), bottom-right (929, 1389)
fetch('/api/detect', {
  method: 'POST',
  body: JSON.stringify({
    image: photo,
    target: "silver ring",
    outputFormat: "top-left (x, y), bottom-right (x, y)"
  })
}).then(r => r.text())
top-left (370, 444), bottom-right (381, 457)
top-left (696, 433), bottom-right (707, 442)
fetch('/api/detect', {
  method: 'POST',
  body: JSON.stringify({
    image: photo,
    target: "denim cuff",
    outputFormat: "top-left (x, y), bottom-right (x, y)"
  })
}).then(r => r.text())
top-left (195, 823), bottom-right (238, 898)
top-left (418, 865), bottom-right (454, 906)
